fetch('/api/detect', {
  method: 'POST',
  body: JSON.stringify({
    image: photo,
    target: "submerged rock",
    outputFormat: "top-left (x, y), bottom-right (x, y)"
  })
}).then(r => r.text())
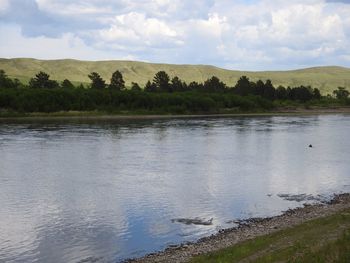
top-left (277, 193), bottom-right (328, 203)
top-left (226, 217), bottom-right (269, 226)
top-left (171, 217), bottom-right (213, 226)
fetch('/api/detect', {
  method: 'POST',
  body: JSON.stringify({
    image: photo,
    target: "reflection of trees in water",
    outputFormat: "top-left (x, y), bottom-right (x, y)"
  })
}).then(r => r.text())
top-left (155, 126), bottom-right (167, 141)
top-left (234, 118), bottom-right (252, 133)
top-left (233, 116), bottom-right (321, 133)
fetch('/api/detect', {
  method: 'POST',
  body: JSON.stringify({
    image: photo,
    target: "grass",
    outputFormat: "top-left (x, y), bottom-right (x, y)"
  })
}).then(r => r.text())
top-left (1, 58), bottom-right (350, 95)
top-left (189, 209), bottom-right (350, 263)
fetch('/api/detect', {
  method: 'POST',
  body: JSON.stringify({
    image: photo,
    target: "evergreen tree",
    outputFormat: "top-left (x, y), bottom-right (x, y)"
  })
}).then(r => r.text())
top-left (313, 88), bottom-right (321, 99)
top-left (235, 76), bottom-right (252, 96)
top-left (88, 72), bottom-right (106, 89)
top-left (61, 79), bottom-right (75, 89)
top-left (153, 71), bottom-right (170, 92)
top-left (290, 86), bottom-right (313, 101)
top-left (144, 80), bottom-right (156, 92)
top-left (286, 87), bottom-right (292, 100)
top-left (255, 80), bottom-right (265, 96)
top-left (0, 69), bottom-right (15, 88)
top-left (188, 81), bottom-right (203, 91)
top-left (29, 71), bottom-right (59, 89)
top-left (276, 85), bottom-right (287, 100)
top-left (171, 76), bottom-right (183, 92)
top-left (333, 87), bottom-right (349, 99)
top-left (204, 76), bottom-right (226, 92)
top-left (131, 82), bottom-right (141, 91)
top-left (263, 79), bottom-right (275, 100)
top-left (109, 70), bottom-right (125, 90)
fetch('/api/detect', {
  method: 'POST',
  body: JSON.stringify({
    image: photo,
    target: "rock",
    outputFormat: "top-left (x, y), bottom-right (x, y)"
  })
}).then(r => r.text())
top-left (171, 217), bottom-right (213, 226)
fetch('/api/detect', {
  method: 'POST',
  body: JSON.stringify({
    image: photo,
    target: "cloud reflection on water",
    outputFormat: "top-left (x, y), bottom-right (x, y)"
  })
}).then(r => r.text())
top-left (0, 115), bottom-right (349, 262)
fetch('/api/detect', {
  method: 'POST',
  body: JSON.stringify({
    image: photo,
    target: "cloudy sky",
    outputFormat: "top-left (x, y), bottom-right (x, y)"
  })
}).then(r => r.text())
top-left (0, 0), bottom-right (349, 70)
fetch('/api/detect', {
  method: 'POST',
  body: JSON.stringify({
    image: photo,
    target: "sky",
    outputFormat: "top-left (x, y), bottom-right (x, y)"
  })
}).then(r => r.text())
top-left (0, 0), bottom-right (349, 70)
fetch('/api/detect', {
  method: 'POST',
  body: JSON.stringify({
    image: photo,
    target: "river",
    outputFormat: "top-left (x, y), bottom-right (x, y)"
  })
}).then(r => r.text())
top-left (0, 114), bottom-right (349, 262)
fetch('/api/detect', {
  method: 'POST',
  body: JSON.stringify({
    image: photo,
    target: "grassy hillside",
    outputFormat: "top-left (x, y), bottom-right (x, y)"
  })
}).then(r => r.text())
top-left (1, 58), bottom-right (350, 94)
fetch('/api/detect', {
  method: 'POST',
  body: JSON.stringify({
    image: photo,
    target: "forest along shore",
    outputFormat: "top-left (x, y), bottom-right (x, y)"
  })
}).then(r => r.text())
top-left (127, 193), bottom-right (350, 263)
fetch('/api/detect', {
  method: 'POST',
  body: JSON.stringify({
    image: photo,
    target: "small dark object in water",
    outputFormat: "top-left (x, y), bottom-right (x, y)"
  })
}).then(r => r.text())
top-left (309, 144), bottom-right (313, 148)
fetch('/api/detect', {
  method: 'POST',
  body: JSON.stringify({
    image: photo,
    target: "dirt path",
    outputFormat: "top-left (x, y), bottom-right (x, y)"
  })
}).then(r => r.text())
top-left (127, 193), bottom-right (350, 263)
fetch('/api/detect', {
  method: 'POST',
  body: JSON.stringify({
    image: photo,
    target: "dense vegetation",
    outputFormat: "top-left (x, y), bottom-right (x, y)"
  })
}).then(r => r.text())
top-left (0, 69), bottom-right (349, 115)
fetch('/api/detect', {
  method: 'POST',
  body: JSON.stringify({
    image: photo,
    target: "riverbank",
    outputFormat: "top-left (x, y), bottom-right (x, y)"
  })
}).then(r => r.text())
top-left (128, 193), bottom-right (350, 263)
top-left (1, 106), bottom-right (350, 121)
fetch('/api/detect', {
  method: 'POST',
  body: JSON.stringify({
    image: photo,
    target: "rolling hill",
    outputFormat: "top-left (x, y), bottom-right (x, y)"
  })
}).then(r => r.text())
top-left (1, 58), bottom-right (349, 94)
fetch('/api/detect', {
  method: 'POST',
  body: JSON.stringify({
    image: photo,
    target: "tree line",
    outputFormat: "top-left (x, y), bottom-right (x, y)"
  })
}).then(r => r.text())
top-left (0, 68), bottom-right (349, 114)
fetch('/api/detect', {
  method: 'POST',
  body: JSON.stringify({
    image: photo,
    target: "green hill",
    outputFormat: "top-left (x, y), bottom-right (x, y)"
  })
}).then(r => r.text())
top-left (1, 58), bottom-right (349, 94)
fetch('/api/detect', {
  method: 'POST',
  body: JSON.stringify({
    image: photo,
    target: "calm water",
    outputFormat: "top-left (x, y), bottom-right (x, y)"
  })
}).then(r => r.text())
top-left (0, 115), bottom-right (350, 262)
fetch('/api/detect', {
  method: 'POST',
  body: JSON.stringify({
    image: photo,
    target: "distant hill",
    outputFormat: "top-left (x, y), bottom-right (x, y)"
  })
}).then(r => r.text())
top-left (1, 58), bottom-right (349, 94)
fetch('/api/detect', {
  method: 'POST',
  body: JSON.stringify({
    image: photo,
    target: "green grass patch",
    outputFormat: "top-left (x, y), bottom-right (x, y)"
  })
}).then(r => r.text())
top-left (190, 209), bottom-right (350, 263)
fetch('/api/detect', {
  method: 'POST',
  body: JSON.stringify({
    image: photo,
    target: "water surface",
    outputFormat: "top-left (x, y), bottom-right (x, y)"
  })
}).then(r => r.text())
top-left (0, 114), bottom-right (349, 262)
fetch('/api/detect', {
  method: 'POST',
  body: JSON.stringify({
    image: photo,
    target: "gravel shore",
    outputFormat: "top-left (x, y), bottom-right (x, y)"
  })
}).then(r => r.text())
top-left (127, 193), bottom-right (350, 263)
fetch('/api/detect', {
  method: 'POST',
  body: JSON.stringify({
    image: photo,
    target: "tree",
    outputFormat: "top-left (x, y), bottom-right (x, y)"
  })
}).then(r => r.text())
top-left (235, 76), bottom-right (252, 96)
top-left (0, 69), bottom-right (15, 88)
top-left (144, 80), bottom-right (156, 92)
top-left (333, 87), bottom-right (349, 99)
top-left (187, 81), bottom-right (201, 91)
top-left (109, 70), bottom-right (125, 90)
top-left (12, 78), bottom-right (23, 88)
top-left (153, 71), bottom-right (170, 92)
top-left (88, 72), bottom-right (106, 89)
top-left (171, 76), bottom-right (184, 92)
top-left (182, 82), bottom-right (188, 91)
top-left (255, 80), bottom-right (265, 96)
top-left (313, 88), bottom-right (321, 100)
top-left (131, 82), bottom-right (141, 91)
top-left (262, 79), bottom-right (275, 100)
top-left (29, 71), bottom-right (59, 89)
top-left (61, 79), bottom-right (75, 89)
top-left (276, 85), bottom-right (287, 100)
top-left (290, 86), bottom-right (313, 102)
top-left (203, 76), bottom-right (226, 92)
top-left (0, 69), bottom-right (6, 80)
top-left (299, 86), bottom-right (313, 102)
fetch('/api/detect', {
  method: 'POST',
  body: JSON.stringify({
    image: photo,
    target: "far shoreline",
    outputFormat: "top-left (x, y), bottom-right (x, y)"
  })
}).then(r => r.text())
top-left (1, 106), bottom-right (350, 121)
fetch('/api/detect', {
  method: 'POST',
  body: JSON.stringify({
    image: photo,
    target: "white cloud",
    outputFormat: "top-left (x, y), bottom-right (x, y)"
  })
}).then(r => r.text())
top-left (206, 0), bottom-right (350, 68)
top-left (0, 0), bottom-right (9, 13)
top-left (35, 0), bottom-right (115, 15)
top-left (189, 13), bottom-right (229, 38)
top-left (1, 0), bottom-right (350, 69)
top-left (0, 24), bottom-right (125, 60)
top-left (88, 11), bottom-right (183, 54)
